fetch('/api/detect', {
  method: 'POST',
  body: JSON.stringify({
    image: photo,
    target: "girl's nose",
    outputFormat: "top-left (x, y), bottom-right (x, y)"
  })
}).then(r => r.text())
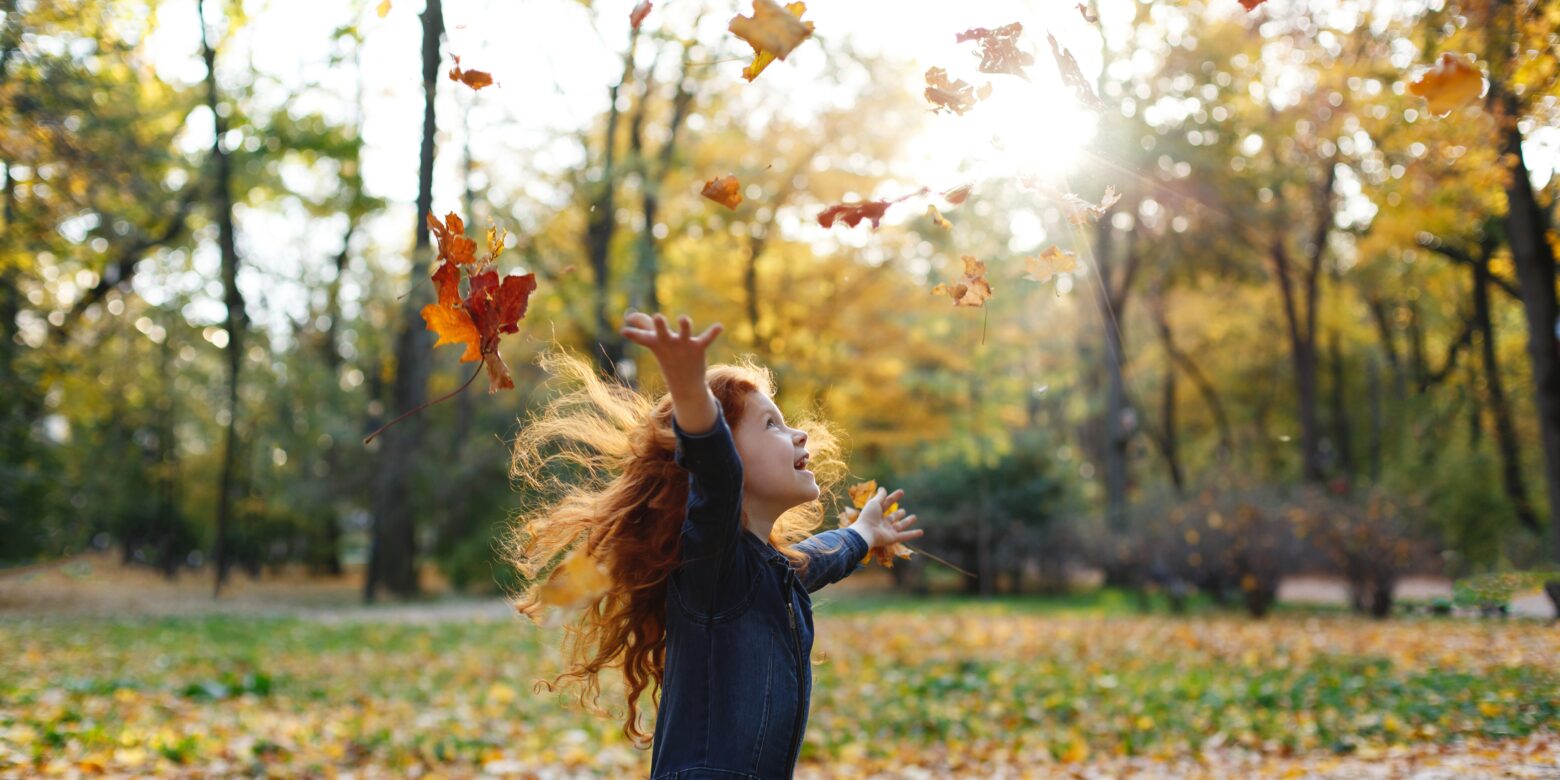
top-left (793, 429), bottom-right (807, 446)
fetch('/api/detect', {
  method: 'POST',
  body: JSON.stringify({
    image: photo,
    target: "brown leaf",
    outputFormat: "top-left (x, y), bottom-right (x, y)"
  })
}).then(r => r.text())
top-left (931, 255), bottom-right (993, 307)
top-left (629, 0), bottom-right (652, 30)
top-left (818, 199), bottom-right (891, 230)
top-left (924, 67), bottom-right (990, 115)
top-left (449, 55), bottom-right (494, 91)
top-left (731, 0), bottom-right (814, 82)
top-left (1077, 3), bottom-right (1098, 23)
top-left (955, 22), bottom-right (1034, 78)
top-left (701, 175), bottom-right (744, 210)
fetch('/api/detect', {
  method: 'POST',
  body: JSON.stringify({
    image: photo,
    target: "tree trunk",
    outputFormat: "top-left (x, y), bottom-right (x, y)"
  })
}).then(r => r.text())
top-left (198, 0), bottom-right (248, 597)
top-left (587, 27), bottom-right (641, 381)
top-left (1149, 295), bottom-right (1185, 493)
top-left (1268, 164), bottom-right (1334, 483)
top-left (1473, 229), bottom-right (1542, 535)
top-left (365, 0), bottom-right (443, 602)
top-left (1328, 328), bottom-right (1353, 479)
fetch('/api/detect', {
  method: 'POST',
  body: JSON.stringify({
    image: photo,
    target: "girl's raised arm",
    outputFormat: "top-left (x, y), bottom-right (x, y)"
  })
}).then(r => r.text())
top-left (620, 311), bottom-right (724, 434)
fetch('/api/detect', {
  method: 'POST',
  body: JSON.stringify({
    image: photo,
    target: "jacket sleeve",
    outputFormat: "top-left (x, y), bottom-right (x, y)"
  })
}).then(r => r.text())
top-left (793, 527), bottom-right (870, 594)
top-left (671, 405), bottom-right (751, 615)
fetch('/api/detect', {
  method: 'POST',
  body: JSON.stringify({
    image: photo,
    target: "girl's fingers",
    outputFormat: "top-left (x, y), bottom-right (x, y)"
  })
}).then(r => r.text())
top-left (621, 327), bottom-right (656, 346)
top-left (898, 528), bottom-right (925, 542)
top-left (678, 315), bottom-right (692, 339)
top-left (695, 323), bottom-right (724, 346)
top-left (624, 311), bottom-right (653, 330)
top-left (886, 489), bottom-right (905, 505)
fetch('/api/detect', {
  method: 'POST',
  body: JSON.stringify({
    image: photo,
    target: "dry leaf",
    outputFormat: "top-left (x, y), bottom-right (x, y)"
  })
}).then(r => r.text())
top-left (818, 199), bottom-right (891, 229)
top-left (924, 67), bottom-right (991, 115)
top-left (731, 0), bottom-right (814, 82)
top-left (931, 255), bottom-right (993, 307)
top-left (376, 0), bottom-right (391, 18)
top-left (629, 0), bottom-right (652, 30)
top-left (1062, 186), bottom-right (1121, 225)
top-left (842, 481), bottom-right (914, 568)
top-left (927, 205), bottom-right (953, 231)
top-left (701, 175), bottom-right (743, 210)
top-left (449, 55), bottom-right (494, 91)
top-left (1024, 246), bottom-right (1078, 283)
top-left (1408, 53), bottom-right (1484, 117)
top-left (536, 542), bottom-right (611, 610)
top-left (1047, 32), bottom-right (1106, 112)
top-left (942, 183), bottom-right (974, 205)
top-left (955, 22), bottom-right (1034, 78)
top-left (1077, 3), bottom-right (1098, 23)
top-left (1238, 0), bottom-right (1267, 10)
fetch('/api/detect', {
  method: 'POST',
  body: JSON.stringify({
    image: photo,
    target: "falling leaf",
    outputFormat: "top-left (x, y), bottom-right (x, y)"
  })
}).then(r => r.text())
top-left (536, 542), bottom-right (611, 610)
top-left (1047, 32), bottom-right (1107, 112)
top-left (931, 255), bottom-right (993, 307)
top-left (924, 67), bottom-right (992, 115)
top-left (842, 481), bottom-right (913, 567)
top-left (955, 22), bottom-right (1034, 78)
top-left (1061, 186), bottom-right (1121, 225)
top-left (1077, 3), bottom-right (1098, 23)
top-left (376, 0), bottom-right (391, 18)
top-left (427, 212), bottom-right (477, 266)
top-left (818, 199), bottom-right (892, 229)
top-left (449, 55), bottom-right (494, 91)
top-left (1024, 246), bottom-right (1078, 283)
top-left (926, 205), bottom-right (953, 231)
top-left (701, 175), bottom-right (744, 210)
top-left (1238, 0), bottom-right (1267, 10)
top-left (942, 183), bottom-right (974, 205)
top-left (1408, 53), bottom-right (1485, 117)
top-left (628, 0), bottom-right (652, 30)
top-left (417, 212), bottom-right (537, 392)
top-left (731, 0), bottom-right (814, 82)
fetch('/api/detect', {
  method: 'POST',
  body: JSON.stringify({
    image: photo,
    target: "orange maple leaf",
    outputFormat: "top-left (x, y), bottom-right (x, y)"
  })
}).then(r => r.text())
top-left (449, 55), bottom-right (494, 91)
top-left (428, 212), bottom-right (477, 265)
top-left (421, 301), bottom-right (482, 363)
top-left (701, 175), bottom-right (744, 210)
top-left (924, 67), bottom-right (992, 115)
top-left (1408, 53), bottom-right (1485, 117)
top-left (731, 0), bottom-right (814, 82)
top-left (931, 255), bottom-right (993, 307)
top-left (955, 22), bottom-right (1034, 78)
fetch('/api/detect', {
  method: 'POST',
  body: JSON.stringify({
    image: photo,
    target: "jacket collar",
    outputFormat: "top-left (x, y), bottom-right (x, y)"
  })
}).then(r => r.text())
top-left (741, 528), bottom-right (792, 566)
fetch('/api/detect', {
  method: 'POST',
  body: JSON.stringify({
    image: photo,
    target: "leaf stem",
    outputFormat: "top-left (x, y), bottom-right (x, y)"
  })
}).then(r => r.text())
top-left (363, 361), bottom-right (484, 445)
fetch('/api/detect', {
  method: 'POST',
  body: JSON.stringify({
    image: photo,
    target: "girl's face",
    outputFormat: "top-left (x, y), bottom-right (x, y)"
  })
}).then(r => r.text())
top-left (732, 390), bottom-right (819, 513)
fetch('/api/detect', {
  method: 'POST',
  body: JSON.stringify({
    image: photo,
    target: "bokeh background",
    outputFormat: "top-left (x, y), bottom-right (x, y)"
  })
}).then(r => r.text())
top-left (3, 0), bottom-right (1559, 776)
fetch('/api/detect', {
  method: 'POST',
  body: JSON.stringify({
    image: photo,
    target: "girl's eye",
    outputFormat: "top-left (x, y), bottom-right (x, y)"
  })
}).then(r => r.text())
top-left (767, 419), bottom-right (776, 429)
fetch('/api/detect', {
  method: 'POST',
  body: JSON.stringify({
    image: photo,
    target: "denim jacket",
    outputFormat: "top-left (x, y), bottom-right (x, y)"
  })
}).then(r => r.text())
top-left (649, 405), bottom-right (869, 779)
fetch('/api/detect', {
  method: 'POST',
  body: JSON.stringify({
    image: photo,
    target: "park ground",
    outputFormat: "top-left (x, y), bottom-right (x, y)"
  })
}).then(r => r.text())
top-left (1, 554), bottom-right (1557, 779)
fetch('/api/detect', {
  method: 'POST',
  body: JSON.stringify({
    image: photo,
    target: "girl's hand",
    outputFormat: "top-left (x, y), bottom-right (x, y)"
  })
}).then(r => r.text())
top-left (621, 310), bottom-right (724, 432)
top-left (848, 487), bottom-right (923, 551)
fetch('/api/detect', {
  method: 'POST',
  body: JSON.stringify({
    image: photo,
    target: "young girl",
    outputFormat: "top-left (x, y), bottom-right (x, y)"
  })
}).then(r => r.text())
top-left (504, 311), bottom-right (922, 779)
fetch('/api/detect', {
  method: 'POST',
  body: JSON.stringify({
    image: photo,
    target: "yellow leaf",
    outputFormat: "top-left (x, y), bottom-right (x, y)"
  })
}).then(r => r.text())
top-left (376, 0), bottom-right (391, 17)
top-left (1023, 246), bottom-right (1077, 284)
top-left (1408, 53), bottom-right (1484, 116)
top-left (926, 204), bottom-right (952, 230)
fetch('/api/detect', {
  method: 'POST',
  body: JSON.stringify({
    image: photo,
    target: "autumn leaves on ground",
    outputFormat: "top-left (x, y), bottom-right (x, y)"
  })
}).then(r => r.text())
top-left (2, 564), bottom-right (1558, 778)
